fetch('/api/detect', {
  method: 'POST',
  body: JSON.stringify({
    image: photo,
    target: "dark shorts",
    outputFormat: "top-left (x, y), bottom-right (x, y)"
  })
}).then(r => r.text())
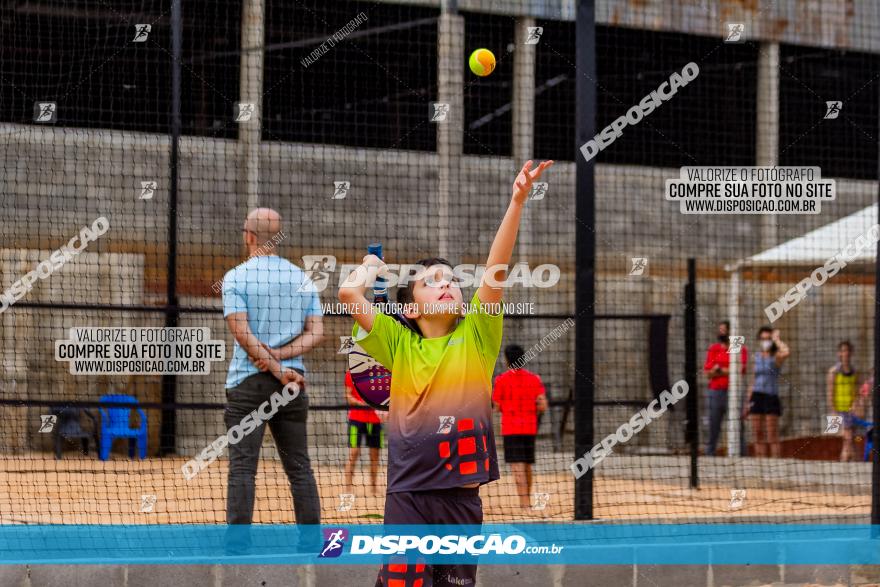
top-left (349, 420), bottom-right (383, 449)
top-left (503, 435), bottom-right (536, 464)
top-left (750, 392), bottom-right (782, 416)
top-left (376, 487), bottom-right (483, 587)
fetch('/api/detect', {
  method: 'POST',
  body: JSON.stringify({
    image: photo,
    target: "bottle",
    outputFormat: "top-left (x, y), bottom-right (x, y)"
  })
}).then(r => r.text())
top-left (367, 243), bottom-right (388, 309)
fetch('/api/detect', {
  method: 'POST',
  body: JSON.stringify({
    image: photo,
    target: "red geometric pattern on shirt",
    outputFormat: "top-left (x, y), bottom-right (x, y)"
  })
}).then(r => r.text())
top-left (438, 418), bottom-right (489, 475)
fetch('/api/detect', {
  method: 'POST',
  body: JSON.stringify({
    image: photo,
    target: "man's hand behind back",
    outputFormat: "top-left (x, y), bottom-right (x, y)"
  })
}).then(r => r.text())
top-left (250, 352), bottom-right (305, 391)
top-left (281, 368), bottom-right (305, 390)
top-left (251, 343), bottom-right (282, 372)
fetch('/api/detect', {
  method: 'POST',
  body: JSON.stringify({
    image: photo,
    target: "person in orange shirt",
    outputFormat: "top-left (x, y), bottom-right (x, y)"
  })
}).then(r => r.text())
top-left (343, 370), bottom-right (383, 495)
top-left (492, 345), bottom-right (547, 509)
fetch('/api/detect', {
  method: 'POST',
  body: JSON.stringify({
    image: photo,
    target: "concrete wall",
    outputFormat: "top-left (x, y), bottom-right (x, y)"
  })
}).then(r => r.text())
top-left (0, 125), bottom-right (876, 456)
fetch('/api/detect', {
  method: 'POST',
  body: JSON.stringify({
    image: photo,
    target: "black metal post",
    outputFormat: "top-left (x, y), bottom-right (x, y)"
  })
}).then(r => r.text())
top-left (574, 0), bottom-right (596, 521)
top-left (160, 0), bottom-right (182, 456)
top-left (873, 169), bottom-right (880, 525)
top-left (685, 258), bottom-right (698, 488)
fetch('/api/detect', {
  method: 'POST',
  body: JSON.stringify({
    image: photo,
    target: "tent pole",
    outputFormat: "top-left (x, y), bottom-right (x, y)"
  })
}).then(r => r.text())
top-left (728, 268), bottom-right (742, 457)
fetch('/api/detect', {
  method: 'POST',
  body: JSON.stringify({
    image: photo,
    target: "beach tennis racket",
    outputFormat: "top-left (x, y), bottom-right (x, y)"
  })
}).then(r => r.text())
top-left (347, 243), bottom-right (420, 411)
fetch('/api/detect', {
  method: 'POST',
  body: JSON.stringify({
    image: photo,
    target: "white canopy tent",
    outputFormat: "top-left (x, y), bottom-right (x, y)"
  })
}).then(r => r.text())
top-left (723, 204), bottom-right (878, 455)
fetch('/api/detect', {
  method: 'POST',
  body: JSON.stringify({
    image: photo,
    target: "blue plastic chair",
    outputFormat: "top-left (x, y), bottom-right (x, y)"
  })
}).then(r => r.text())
top-left (98, 394), bottom-right (147, 461)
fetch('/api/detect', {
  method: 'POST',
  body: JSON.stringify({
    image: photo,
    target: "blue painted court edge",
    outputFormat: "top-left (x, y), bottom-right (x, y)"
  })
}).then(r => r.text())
top-left (1, 524), bottom-right (879, 565)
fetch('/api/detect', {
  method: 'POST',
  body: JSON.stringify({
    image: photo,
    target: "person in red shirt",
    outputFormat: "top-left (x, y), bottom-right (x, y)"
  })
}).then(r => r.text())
top-left (703, 320), bottom-right (748, 456)
top-left (343, 370), bottom-right (383, 495)
top-left (492, 345), bottom-right (547, 509)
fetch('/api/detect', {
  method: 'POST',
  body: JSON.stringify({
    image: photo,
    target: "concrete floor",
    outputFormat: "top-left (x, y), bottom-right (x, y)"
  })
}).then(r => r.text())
top-left (1, 564), bottom-right (878, 587)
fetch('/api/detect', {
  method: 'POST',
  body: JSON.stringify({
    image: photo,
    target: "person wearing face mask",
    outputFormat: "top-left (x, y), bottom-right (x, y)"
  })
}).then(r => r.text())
top-left (703, 321), bottom-right (748, 456)
top-left (744, 326), bottom-right (790, 458)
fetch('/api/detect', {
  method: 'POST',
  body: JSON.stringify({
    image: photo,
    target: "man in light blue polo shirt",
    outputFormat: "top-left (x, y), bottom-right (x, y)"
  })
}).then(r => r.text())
top-left (222, 207), bottom-right (324, 526)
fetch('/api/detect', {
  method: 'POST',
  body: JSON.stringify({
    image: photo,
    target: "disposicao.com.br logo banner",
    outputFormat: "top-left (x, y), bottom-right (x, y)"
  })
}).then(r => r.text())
top-left (319, 525), bottom-right (564, 562)
top-left (2, 524), bottom-right (879, 565)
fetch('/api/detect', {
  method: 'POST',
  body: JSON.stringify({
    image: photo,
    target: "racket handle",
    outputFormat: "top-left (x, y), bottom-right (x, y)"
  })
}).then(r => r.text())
top-left (367, 243), bottom-right (388, 302)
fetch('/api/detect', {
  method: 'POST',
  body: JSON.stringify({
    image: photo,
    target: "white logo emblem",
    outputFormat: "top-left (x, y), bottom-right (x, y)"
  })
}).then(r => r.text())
top-left (728, 336), bottom-right (745, 354)
top-left (629, 258), bottom-right (648, 276)
top-left (133, 24), bottom-right (151, 42)
top-left (332, 181), bottom-right (350, 200)
top-left (729, 489), bottom-right (746, 510)
top-left (430, 102), bottom-right (450, 123)
top-left (320, 529), bottom-right (346, 557)
top-left (235, 103), bottom-right (255, 122)
top-left (39, 415), bottom-right (57, 433)
top-left (824, 101), bottom-right (842, 120)
top-left (34, 102), bottom-right (57, 123)
top-left (824, 415), bottom-right (843, 434)
top-left (338, 337), bottom-right (355, 354)
top-left (532, 492), bottom-right (550, 510)
top-left (299, 255), bottom-right (336, 292)
top-left (725, 23), bottom-right (744, 43)
top-left (529, 182), bottom-right (548, 201)
top-left (337, 494), bottom-right (355, 512)
top-left (140, 181), bottom-right (157, 200)
top-left (525, 27), bottom-right (543, 45)
top-left (140, 494), bottom-right (157, 513)
top-left (437, 416), bottom-right (455, 434)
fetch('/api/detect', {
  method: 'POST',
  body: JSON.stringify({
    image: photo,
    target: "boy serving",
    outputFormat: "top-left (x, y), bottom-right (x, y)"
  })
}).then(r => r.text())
top-left (338, 160), bottom-right (553, 587)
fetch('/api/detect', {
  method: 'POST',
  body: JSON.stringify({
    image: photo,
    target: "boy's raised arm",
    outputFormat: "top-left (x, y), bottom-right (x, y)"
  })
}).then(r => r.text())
top-left (479, 160), bottom-right (554, 306)
top-left (338, 254), bottom-right (385, 332)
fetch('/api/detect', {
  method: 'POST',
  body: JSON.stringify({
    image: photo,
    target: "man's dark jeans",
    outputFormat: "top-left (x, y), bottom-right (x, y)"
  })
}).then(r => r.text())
top-left (225, 372), bottom-right (320, 525)
top-left (706, 388), bottom-right (727, 456)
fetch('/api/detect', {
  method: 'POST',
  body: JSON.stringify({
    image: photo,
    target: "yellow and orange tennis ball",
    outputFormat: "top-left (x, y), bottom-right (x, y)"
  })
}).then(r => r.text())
top-left (468, 49), bottom-right (496, 77)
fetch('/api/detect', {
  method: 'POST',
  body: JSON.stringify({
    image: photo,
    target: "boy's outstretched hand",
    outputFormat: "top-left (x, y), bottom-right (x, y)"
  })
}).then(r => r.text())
top-left (512, 160), bottom-right (554, 204)
top-left (479, 159), bottom-right (555, 305)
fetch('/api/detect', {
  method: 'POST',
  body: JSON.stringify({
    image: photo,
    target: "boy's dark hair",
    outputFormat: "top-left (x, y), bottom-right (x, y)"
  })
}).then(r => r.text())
top-left (504, 345), bottom-right (526, 367)
top-left (397, 257), bottom-right (455, 306)
top-left (720, 320), bottom-right (730, 330)
top-left (839, 340), bottom-right (853, 352)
